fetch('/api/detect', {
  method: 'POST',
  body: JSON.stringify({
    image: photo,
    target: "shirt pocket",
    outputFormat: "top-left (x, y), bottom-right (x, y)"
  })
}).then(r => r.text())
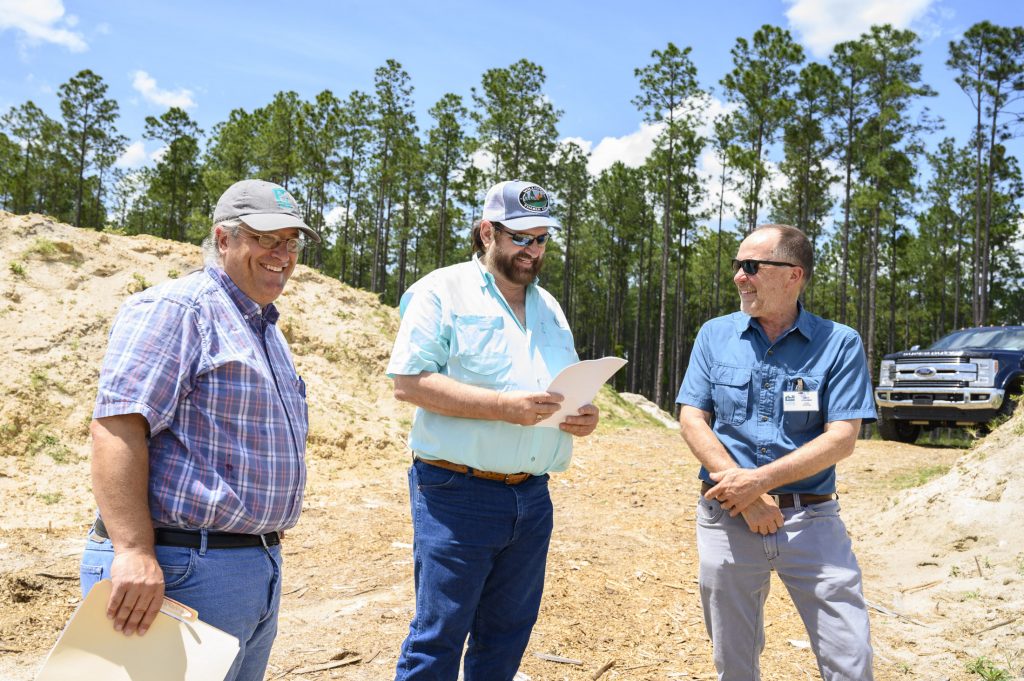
top-left (711, 365), bottom-right (750, 426)
top-left (540, 321), bottom-right (577, 375)
top-left (452, 315), bottom-right (511, 384)
top-left (782, 374), bottom-right (824, 433)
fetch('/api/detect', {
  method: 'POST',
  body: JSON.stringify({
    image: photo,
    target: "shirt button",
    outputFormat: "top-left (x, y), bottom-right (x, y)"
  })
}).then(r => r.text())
top-left (761, 416), bottom-right (769, 421)
top-left (763, 382), bottom-right (771, 389)
top-left (767, 350), bottom-right (774, 355)
top-left (760, 447), bottom-right (767, 453)
top-left (531, 457), bottom-right (536, 461)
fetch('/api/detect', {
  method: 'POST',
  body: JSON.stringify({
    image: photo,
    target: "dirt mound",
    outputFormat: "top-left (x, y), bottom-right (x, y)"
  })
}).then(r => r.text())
top-left (2, 210), bottom-right (1022, 680)
top-left (856, 408), bottom-right (1024, 675)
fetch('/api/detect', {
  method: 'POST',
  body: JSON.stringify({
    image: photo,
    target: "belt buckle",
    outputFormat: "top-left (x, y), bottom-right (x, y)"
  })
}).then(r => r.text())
top-left (503, 473), bottom-right (513, 485)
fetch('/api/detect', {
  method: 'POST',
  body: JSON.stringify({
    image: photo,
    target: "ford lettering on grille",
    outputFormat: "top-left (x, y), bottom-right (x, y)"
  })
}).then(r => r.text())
top-left (914, 366), bottom-right (937, 377)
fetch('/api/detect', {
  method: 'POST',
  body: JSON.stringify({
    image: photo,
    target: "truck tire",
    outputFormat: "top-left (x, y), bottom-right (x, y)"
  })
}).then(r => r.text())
top-left (877, 417), bottom-right (920, 444)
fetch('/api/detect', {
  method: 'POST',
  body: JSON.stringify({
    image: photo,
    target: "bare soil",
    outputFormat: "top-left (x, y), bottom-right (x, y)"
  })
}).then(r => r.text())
top-left (1, 212), bottom-right (1021, 680)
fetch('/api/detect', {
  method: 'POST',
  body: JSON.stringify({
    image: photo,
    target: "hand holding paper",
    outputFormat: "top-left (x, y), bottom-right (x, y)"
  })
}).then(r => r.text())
top-left (535, 357), bottom-right (627, 428)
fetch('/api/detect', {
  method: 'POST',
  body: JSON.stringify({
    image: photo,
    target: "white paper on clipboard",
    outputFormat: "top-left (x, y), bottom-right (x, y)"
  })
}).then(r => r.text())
top-left (36, 578), bottom-right (240, 681)
top-left (535, 356), bottom-right (627, 428)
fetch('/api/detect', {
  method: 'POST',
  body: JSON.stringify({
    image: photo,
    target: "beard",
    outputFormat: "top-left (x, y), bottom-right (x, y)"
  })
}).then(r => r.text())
top-left (489, 244), bottom-right (544, 285)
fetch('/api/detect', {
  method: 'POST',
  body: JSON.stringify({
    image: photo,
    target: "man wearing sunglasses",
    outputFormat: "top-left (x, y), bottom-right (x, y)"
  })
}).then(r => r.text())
top-left (81, 179), bottom-right (320, 681)
top-left (676, 224), bottom-right (876, 680)
top-left (387, 179), bottom-right (600, 680)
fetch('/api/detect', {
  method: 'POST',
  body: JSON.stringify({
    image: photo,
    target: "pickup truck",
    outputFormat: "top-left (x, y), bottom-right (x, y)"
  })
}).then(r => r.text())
top-left (873, 326), bottom-right (1024, 443)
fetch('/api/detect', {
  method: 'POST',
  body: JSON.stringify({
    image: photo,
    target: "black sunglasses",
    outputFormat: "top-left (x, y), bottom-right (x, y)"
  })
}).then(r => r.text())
top-left (493, 223), bottom-right (551, 247)
top-left (731, 258), bottom-right (797, 275)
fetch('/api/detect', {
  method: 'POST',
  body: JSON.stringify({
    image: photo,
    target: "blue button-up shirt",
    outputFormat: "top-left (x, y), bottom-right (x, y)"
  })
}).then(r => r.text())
top-left (387, 256), bottom-right (578, 475)
top-left (94, 267), bottom-right (308, 534)
top-left (677, 305), bottom-right (876, 494)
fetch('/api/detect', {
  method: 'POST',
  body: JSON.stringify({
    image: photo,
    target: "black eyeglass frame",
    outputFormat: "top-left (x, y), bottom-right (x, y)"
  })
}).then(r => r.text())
top-left (731, 258), bottom-right (797, 275)
top-left (492, 223), bottom-right (551, 248)
top-left (238, 225), bottom-right (306, 253)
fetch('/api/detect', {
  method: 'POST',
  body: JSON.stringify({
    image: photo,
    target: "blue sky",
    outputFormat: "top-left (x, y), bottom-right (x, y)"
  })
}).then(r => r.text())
top-left (1, 0), bottom-right (1020, 219)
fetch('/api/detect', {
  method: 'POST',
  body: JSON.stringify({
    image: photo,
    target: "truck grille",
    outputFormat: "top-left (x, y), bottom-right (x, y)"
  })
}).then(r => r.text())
top-left (893, 379), bottom-right (969, 388)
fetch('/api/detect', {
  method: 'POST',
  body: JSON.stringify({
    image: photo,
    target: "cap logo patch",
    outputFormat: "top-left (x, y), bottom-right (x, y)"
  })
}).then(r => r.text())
top-left (518, 186), bottom-right (548, 213)
top-left (272, 188), bottom-right (295, 210)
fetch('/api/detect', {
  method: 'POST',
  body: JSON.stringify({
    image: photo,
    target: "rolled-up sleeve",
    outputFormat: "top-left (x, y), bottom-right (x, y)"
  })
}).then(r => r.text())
top-left (387, 288), bottom-right (449, 377)
top-left (93, 297), bottom-right (202, 436)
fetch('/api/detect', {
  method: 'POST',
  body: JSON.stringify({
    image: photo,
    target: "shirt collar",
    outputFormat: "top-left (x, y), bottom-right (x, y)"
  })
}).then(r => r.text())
top-left (205, 266), bottom-right (279, 325)
top-left (733, 301), bottom-right (815, 341)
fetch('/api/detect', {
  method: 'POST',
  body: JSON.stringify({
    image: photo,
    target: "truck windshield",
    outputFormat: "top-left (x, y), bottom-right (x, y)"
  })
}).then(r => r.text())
top-left (929, 328), bottom-right (1024, 350)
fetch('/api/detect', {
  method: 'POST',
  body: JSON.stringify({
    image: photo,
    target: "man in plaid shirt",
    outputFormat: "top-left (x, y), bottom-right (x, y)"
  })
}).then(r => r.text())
top-left (80, 179), bottom-right (319, 681)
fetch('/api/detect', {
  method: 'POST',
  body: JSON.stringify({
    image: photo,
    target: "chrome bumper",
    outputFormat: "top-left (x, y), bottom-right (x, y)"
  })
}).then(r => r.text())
top-left (874, 387), bottom-right (1004, 410)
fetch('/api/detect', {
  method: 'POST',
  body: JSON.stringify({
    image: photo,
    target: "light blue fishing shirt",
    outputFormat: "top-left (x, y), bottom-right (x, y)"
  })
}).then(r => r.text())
top-left (387, 255), bottom-right (578, 474)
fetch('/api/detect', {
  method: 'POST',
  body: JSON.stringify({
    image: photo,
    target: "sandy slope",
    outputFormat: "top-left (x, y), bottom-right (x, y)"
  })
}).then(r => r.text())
top-left (0, 212), bottom-right (1021, 680)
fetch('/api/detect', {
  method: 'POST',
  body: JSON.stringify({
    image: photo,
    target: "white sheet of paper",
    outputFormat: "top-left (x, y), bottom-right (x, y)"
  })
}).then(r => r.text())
top-left (535, 356), bottom-right (628, 428)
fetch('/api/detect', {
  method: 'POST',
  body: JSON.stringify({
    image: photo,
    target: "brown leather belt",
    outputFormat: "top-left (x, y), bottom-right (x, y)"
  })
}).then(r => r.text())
top-left (417, 457), bottom-right (532, 486)
top-left (701, 481), bottom-right (835, 508)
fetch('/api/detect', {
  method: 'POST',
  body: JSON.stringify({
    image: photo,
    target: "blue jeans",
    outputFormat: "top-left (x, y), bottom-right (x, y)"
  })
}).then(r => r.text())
top-left (394, 460), bottom-right (554, 681)
top-left (696, 495), bottom-right (873, 681)
top-left (80, 529), bottom-right (283, 681)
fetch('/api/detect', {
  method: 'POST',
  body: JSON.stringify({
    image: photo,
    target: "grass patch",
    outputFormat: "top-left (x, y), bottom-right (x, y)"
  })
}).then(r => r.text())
top-left (37, 492), bottom-right (63, 505)
top-left (593, 385), bottom-right (668, 429)
top-left (892, 464), bottom-right (950, 489)
top-left (167, 269), bottom-right (180, 279)
top-left (966, 657), bottom-right (1011, 681)
top-left (127, 272), bottom-right (152, 293)
top-left (9, 261), bottom-right (25, 276)
top-left (28, 430), bottom-right (74, 464)
top-left (28, 367), bottom-right (68, 394)
top-left (26, 238), bottom-right (58, 257)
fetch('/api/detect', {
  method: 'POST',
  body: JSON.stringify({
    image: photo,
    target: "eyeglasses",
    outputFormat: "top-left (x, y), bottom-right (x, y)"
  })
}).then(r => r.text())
top-left (731, 258), bottom-right (796, 275)
top-left (493, 223), bottom-right (551, 248)
top-left (239, 226), bottom-right (305, 253)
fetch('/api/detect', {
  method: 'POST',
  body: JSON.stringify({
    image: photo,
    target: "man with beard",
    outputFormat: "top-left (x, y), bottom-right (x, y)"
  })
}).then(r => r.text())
top-left (387, 180), bottom-right (600, 680)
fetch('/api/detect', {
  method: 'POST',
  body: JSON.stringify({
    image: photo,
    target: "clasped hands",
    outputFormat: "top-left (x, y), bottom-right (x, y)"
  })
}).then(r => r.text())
top-left (703, 467), bottom-right (785, 536)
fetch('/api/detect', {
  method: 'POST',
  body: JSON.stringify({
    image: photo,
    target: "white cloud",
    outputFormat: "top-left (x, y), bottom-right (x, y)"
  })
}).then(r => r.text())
top-left (585, 122), bottom-right (664, 176)
top-left (784, 0), bottom-right (935, 58)
top-left (132, 70), bottom-right (196, 110)
top-left (115, 141), bottom-right (148, 168)
top-left (0, 0), bottom-right (88, 52)
top-left (150, 145), bottom-right (169, 163)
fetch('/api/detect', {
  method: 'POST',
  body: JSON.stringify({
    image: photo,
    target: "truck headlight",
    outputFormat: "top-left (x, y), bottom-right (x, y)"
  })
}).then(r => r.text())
top-left (971, 358), bottom-right (998, 387)
top-left (878, 360), bottom-right (896, 387)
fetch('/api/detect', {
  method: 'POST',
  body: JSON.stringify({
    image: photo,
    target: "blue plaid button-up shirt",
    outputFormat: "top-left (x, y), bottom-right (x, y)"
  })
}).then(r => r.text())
top-left (94, 266), bottom-right (308, 534)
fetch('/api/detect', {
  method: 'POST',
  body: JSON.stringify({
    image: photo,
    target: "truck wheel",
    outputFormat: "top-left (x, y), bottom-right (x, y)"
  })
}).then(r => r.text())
top-left (877, 417), bottom-right (920, 444)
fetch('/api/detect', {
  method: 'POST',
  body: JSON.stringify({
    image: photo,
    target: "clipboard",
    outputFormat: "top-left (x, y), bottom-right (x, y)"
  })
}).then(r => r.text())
top-left (36, 579), bottom-right (240, 681)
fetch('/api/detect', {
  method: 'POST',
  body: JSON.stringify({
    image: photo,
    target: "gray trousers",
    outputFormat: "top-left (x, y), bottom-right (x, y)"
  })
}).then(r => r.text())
top-left (695, 495), bottom-right (874, 681)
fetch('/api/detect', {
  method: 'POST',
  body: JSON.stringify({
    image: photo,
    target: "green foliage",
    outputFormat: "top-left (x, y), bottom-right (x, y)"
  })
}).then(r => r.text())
top-left (38, 491), bottom-right (63, 505)
top-left (1, 23), bottom-right (1022, 410)
top-left (8, 261), bottom-right (25, 276)
top-left (966, 657), bottom-right (1011, 681)
top-left (27, 238), bottom-right (58, 257)
top-left (892, 464), bottom-right (950, 489)
top-left (129, 272), bottom-right (152, 293)
top-left (28, 430), bottom-right (74, 464)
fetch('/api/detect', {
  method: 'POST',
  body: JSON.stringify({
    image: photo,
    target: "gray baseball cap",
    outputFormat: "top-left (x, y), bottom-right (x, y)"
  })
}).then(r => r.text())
top-left (214, 179), bottom-right (321, 243)
top-left (482, 180), bottom-right (561, 231)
